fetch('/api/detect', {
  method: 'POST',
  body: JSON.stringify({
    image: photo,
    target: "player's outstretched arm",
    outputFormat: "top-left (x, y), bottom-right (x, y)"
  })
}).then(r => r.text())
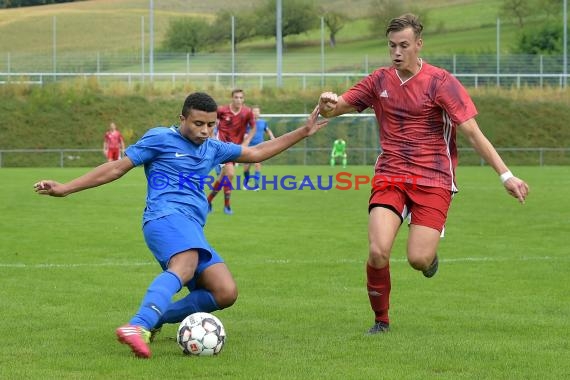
top-left (458, 118), bottom-right (529, 203)
top-left (237, 106), bottom-right (328, 163)
top-left (34, 157), bottom-right (135, 197)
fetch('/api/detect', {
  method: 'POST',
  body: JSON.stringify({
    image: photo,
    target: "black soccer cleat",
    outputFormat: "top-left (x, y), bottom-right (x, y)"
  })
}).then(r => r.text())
top-left (149, 327), bottom-right (161, 343)
top-left (367, 321), bottom-right (390, 335)
top-left (422, 255), bottom-right (439, 278)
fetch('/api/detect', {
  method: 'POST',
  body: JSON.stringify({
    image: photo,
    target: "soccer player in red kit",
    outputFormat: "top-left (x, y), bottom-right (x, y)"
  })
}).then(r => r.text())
top-left (103, 122), bottom-right (125, 162)
top-left (207, 89), bottom-right (256, 214)
top-left (318, 14), bottom-right (529, 334)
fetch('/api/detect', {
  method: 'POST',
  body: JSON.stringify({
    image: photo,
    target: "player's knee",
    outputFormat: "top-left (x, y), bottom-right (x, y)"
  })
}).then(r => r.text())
top-left (214, 283), bottom-right (238, 309)
top-left (407, 251), bottom-right (434, 271)
top-left (368, 243), bottom-right (390, 267)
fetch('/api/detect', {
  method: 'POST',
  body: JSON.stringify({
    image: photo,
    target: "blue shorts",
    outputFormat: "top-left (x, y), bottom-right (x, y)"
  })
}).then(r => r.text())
top-left (143, 213), bottom-right (223, 290)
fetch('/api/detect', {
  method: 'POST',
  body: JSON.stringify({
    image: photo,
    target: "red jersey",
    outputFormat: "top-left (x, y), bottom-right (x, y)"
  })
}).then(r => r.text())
top-left (217, 105), bottom-right (255, 144)
top-left (104, 130), bottom-right (124, 150)
top-left (343, 61), bottom-right (477, 191)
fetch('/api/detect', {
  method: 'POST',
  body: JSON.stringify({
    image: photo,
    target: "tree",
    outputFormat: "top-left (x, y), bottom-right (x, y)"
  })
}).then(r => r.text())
top-left (541, 0), bottom-right (563, 20)
top-left (162, 17), bottom-right (209, 54)
top-left (368, 0), bottom-right (405, 38)
top-left (255, 0), bottom-right (319, 46)
top-left (322, 10), bottom-right (347, 47)
top-left (500, 0), bottom-right (533, 28)
top-left (368, 0), bottom-right (427, 39)
top-left (206, 9), bottom-right (257, 51)
top-left (516, 23), bottom-right (562, 54)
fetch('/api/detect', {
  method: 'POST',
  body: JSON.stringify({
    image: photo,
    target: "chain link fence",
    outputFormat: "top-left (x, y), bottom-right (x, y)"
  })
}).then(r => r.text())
top-left (0, 52), bottom-right (568, 89)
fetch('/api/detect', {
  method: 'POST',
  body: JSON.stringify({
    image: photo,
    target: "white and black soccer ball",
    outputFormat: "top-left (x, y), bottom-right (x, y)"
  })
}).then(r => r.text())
top-left (177, 312), bottom-right (226, 356)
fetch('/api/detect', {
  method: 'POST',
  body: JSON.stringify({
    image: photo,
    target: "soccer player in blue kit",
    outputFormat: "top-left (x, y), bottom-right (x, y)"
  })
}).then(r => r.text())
top-left (243, 105), bottom-right (275, 190)
top-left (33, 92), bottom-right (328, 359)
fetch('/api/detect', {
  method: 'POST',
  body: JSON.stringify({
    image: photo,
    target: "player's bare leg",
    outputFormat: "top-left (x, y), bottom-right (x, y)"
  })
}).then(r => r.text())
top-left (407, 224), bottom-right (441, 278)
top-left (150, 263), bottom-right (237, 334)
top-left (197, 263), bottom-right (238, 309)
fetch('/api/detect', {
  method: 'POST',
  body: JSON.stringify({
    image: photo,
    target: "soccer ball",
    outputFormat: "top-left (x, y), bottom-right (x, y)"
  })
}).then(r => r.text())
top-left (176, 312), bottom-right (226, 356)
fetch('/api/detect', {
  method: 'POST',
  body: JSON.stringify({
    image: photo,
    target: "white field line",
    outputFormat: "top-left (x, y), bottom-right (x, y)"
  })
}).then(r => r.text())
top-left (266, 256), bottom-right (569, 265)
top-left (0, 262), bottom-right (154, 268)
top-left (0, 256), bottom-right (567, 269)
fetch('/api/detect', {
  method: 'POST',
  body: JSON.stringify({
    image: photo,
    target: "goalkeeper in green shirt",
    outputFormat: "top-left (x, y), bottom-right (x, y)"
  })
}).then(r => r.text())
top-left (330, 138), bottom-right (347, 167)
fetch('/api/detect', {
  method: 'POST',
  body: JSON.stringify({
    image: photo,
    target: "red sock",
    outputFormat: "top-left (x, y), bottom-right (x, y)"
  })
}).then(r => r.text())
top-left (223, 186), bottom-right (231, 207)
top-left (366, 263), bottom-right (391, 324)
top-left (208, 180), bottom-right (221, 203)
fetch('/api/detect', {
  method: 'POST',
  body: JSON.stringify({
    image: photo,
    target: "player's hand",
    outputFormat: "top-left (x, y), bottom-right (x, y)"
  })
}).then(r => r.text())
top-left (318, 92), bottom-right (338, 116)
top-left (503, 177), bottom-right (529, 204)
top-left (304, 106), bottom-right (329, 136)
top-left (33, 180), bottom-right (67, 197)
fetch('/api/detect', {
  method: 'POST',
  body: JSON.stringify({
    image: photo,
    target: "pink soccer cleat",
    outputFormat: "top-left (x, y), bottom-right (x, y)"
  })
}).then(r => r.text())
top-left (116, 324), bottom-right (152, 358)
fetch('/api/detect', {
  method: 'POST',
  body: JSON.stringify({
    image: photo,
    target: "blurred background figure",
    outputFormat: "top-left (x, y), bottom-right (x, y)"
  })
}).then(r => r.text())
top-left (244, 105), bottom-right (275, 190)
top-left (103, 122), bottom-right (125, 162)
top-left (330, 138), bottom-right (347, 168)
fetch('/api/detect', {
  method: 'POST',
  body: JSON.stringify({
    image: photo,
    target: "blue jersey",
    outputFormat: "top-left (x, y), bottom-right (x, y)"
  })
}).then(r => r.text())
top-left (248, 119), bottom-right (270, 146)
top-left (125, 126), bottom-right (242, 226)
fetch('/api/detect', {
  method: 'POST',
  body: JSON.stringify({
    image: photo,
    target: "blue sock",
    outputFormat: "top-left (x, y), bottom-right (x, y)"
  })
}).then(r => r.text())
top-left (129, 270), bottom-right (182, 330)
top-left (254, 171), bottom-right (261, 187)
top-left (155, 289), bottom-right (219, 328)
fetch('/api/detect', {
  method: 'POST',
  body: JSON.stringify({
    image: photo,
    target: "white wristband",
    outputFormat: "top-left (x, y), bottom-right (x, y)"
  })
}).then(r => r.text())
top-left (500, 170), bottom-right (514, 184)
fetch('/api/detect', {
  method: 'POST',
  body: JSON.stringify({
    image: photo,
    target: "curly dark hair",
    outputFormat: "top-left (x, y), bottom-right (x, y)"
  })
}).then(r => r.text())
top-left (181, 92), bottom-right (218, 117)
top-left (385, 13), bottom-right (423, 39)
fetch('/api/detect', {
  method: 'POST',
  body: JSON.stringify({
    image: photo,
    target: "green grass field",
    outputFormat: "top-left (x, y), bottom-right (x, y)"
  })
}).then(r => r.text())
top-left (0, 165), bottom-right (569, 379)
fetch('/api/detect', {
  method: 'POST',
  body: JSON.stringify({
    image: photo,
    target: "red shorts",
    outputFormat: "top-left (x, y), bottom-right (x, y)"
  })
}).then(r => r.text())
top-left (369, 182), bottom-right (452, 232)
top-left (106, 148), bottom-right (120, 161)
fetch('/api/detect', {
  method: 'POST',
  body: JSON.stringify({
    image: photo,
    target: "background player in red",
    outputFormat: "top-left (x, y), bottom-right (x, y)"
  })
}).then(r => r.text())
top-left (318, 14), bottom-right (529, 335)
top-left (103, 122), bottom-right (125, 162)
top-left (207, 89), bottom-right (256, 214)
